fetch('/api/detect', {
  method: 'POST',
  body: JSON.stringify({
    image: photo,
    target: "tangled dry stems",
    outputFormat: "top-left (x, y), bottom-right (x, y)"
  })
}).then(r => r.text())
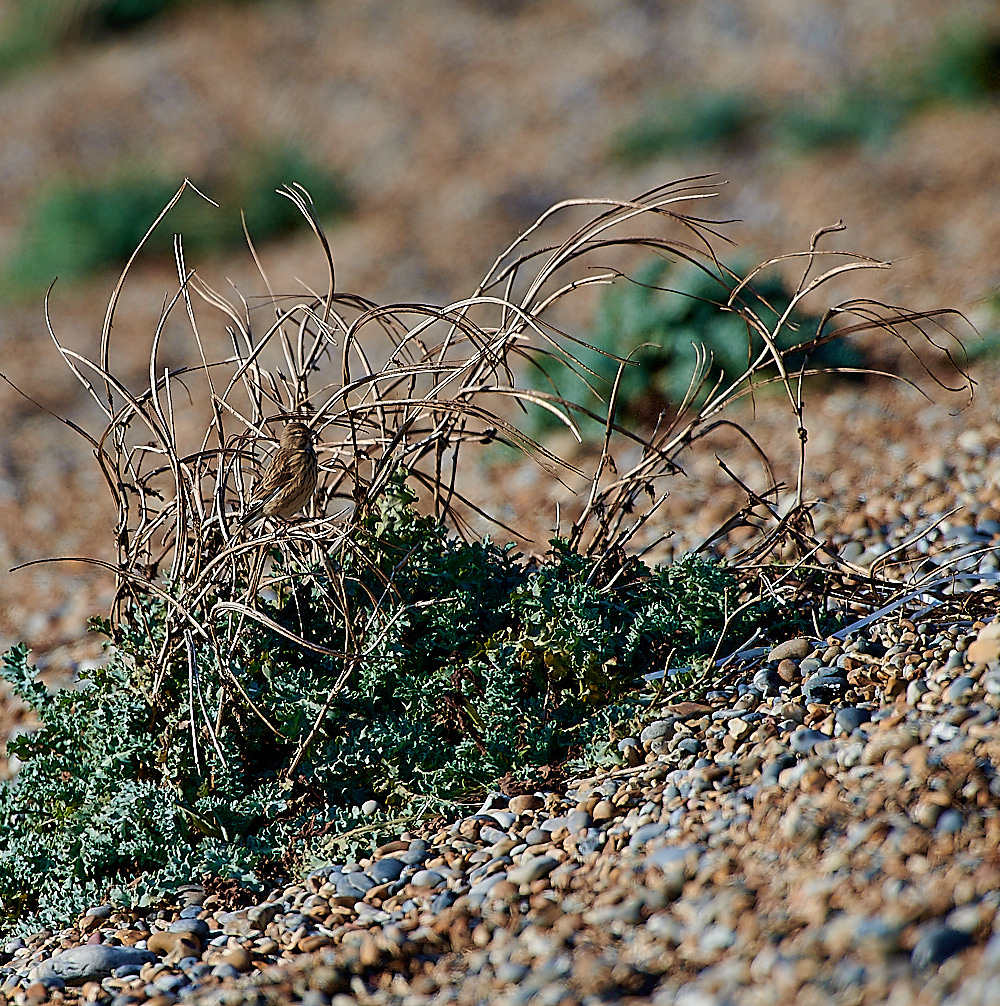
top-left (10, 173), bottom-right (981, 770)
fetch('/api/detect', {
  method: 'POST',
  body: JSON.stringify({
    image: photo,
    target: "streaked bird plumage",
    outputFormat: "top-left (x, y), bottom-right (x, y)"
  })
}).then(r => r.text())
top-left (239, 420), bottom-right (318, 527)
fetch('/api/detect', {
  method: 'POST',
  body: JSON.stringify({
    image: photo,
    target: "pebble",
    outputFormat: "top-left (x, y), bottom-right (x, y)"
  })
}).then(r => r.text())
top-left (911, 926), bottom-right (974, 968)
top-left (8, 437), bottom-right (1000, 1006)
top-left (29, 946), bottom-right (157, 985)
top-left (790, 727), bottom-right (832, 753)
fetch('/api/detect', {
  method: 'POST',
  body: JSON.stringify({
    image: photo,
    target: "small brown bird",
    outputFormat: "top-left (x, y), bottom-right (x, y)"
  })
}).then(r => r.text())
top-left (239, 420), bottom-right (318, 527)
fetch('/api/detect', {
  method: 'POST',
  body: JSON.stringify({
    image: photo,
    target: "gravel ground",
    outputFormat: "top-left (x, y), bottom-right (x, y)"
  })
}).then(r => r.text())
top-left (4, 395), bottom-right (1000, 1006)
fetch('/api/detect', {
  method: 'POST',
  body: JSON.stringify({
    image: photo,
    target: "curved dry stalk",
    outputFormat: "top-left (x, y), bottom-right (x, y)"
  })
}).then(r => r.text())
top-left (18, 177), bottom-right (974, 779)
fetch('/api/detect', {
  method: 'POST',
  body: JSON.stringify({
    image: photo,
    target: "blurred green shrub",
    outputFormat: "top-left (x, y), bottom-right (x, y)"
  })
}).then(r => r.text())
top-left (611, 91), bottom-right (761, 164)
top-left (0, 1), bottom-right (262, 75)
top-left (0, 0), bottom-right (174, 74)
top-left (919, 21), bottom-right (1000, 103)
top-left (775, 86), bottom-right (913, 151)
top-left (615, 19), bottom-right (1000, 163)
top-left (5, 145), bottom-right (351, 294)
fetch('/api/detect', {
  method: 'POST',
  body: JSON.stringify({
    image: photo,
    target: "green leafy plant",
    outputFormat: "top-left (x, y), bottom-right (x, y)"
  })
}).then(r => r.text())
top-left (0, 478), bottom-right (781, 931)
top-left (531, 256), bottom-right (864, 433)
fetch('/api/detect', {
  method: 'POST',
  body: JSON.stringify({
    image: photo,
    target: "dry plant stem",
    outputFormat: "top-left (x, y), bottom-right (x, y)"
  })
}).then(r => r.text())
top-left (11, 177), bottom-right (974, 780)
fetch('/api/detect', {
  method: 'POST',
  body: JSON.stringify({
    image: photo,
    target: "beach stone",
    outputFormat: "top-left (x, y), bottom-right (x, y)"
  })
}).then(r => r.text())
top-left (411, 869), bottom-right (446, 889)
top-left (907, 679), bottom-right (930, 705)
top-left (146, 931), bottom-right (200, 959)
top-left (768, 637), bottom-right (813, 661)
top-left (936, 809), bottom-right (964, 834)
top-left (592, 799), bottom-right (615, 822)
top-left (945, 675), bottom-right (976, 702)
top-left (911, 925), bottom-right (973, 968)
top-left (835, 706), bottom-right (872, 734)
top-left (566, 809), bottom-right (592, 832)
top-left (640, 720), bottom-right (674, 746)
top-left (33, 946), bottom-right (157, 985)
top-left (166, 918), bottom-right (209, 943)
top-left (803, 673), bottom-right (848, 705)
top-left (630, 822), bottom-right (670, 849)
top-left (507, 857), bottom-right (558, 886)
top-left (369, 857), bottom-right (405, 884)
top-left (246, 902), bottom-right (281, 928)
top-left (967, 622), bottom-right (1000, 665)
top-left (752, 666), bottom-right (782, 695)
top-left (508, 794), bottom-right (543, 814)
top-left (777, 659), bottom-right (800, 683)
top-left (790, 728), bottom-right (832, 754)
top-left (728, 716), bottom-right (753, 741)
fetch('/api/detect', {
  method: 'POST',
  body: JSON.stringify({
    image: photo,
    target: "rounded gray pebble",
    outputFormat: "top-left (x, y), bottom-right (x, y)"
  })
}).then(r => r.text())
top-left (368, 857), bottom-right (405, 884)
top-left (945, 675), bottom-right (976, 702)
top-left (803, 674), bottom-right (848, 705)
top-left (790, 728), bottom-right (832, 754)
top-left (629, 822), bottom-right (670, 849)
top-left (640, 719), bottom-right (673, 745)
top-left (33, 946), bottom-right (157, 985)
top-left (835, 706), bottom-right (872, 734)
top-left (411, 869), bottom-right (446, 889)
top-left (507, 856), bottom-right (558, 885)
top-left (567, 810), bottom-right (593, 832)
top-left (911, 925), bottom-right (973, 968)
top-left (936, 809), bottom-right (964, 834)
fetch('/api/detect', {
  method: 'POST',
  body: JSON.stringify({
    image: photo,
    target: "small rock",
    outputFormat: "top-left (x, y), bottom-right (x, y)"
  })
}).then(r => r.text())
top-left (410, 869), bottom-right (446, 889)
top-left (936, 809), bottom-right (964, 834)
top-left (592, 799), bottom-right (615, 822)
top-left (369, 857), bottom-right (406, 883)
top-left (835, 706), bottom-right (871, 735)
top-left (776, 659), bottom-right (800, 683)
top-left (768, 637), bottom-right (813, 661)
top-left (507, 856), bottom-right (558, 886)
top-left (508, 794), bottom-right (543, 814)
top-left (911, 925), bottom-right (973, 968)
top-left (966, 622), bottom-right (1000, 665)
top-left (803, 673), bottom-right (848, 705)
top-left (945, 675), bottom-right (976, 703)
top-left (146, 931), bottom-right (201, 959)
top-left (728, 717), bottom-right (753, 741)
top-left (33, 946), bottom-right (157, 986)
top-left (907, 680), bottom-right (930, 705)
top-left (629, 822), bottom-right (670, 849)
top-left (639, 720), bottom-right (674, 746)
top-left (790, 728), bottom-right (832, 754)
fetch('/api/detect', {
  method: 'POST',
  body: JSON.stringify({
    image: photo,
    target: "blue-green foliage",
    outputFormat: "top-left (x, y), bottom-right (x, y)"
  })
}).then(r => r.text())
top-left (534, 258), bottom-right (861, 433)
top-left (0, 479), bottom-right (780, 931)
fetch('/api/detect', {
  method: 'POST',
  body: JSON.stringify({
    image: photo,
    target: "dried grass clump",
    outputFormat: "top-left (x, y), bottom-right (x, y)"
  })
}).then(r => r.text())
top-left (19, 174), bottom-right (977, 722)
